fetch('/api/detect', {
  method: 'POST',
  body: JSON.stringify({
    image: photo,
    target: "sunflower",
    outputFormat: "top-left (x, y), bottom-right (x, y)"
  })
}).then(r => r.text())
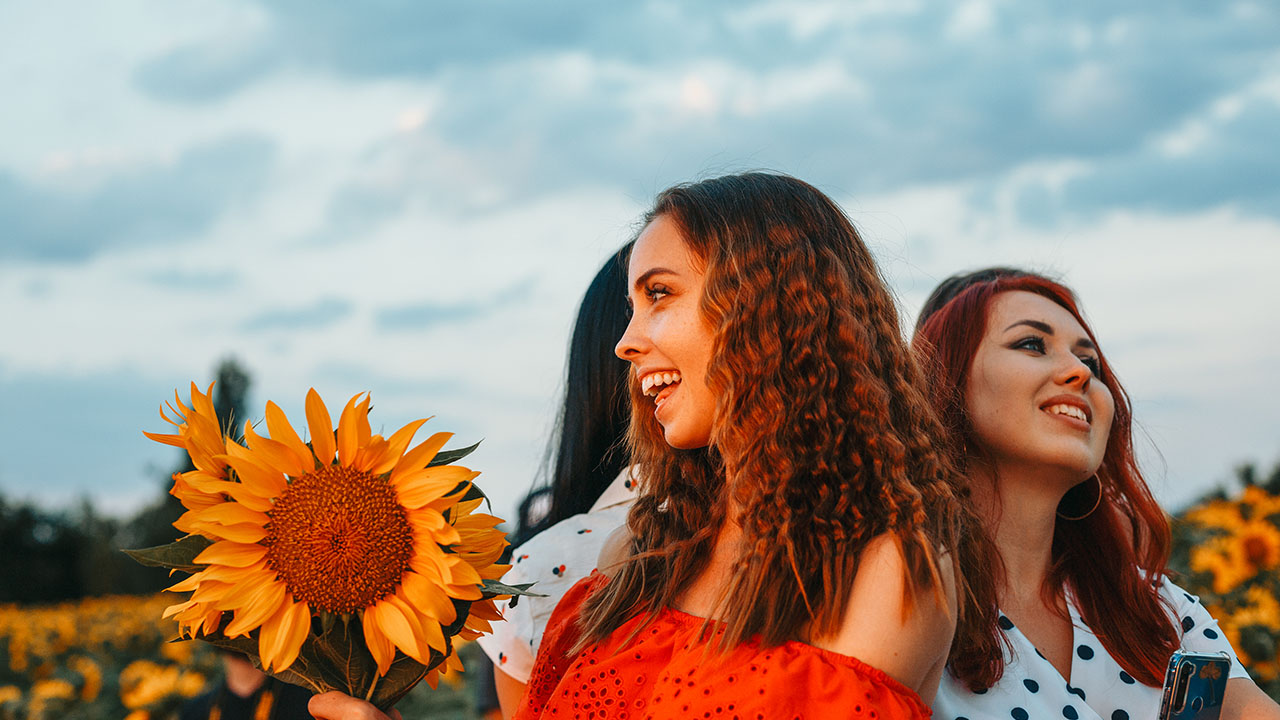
top-left (1183, 499), bottom-right (1244, 531)
top-left (1190, 519), bottom-right (1280, 594)
top-left (146, 383), bottom-right (509, 676)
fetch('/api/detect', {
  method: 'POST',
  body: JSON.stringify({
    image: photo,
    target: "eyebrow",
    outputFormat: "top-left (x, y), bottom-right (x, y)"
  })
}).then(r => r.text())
top-left (1003, 319), bottom-right (1096, 350)
top-left (632, 267), bottom-right (678, 292)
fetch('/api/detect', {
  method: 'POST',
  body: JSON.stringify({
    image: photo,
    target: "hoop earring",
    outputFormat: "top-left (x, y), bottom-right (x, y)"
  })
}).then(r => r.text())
top-left (1057, 475), bottom-right (1102, 521)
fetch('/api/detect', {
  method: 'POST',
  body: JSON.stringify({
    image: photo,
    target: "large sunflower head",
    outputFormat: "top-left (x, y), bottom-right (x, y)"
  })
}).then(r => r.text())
top-left (148, 384), bottom-right (509, 678)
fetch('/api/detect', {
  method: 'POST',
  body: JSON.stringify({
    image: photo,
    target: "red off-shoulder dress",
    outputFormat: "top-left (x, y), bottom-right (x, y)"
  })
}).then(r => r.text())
top-left (514, 574), bottom-right (931, 720)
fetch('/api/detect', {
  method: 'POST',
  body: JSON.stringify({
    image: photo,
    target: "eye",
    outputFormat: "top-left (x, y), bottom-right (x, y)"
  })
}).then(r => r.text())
top-left (1079, 355), bottom-right (1103, 378)
top-left (643, 284), bottom-right (671, 302)
top-left (1011, 336), bottom-right (1045, 354)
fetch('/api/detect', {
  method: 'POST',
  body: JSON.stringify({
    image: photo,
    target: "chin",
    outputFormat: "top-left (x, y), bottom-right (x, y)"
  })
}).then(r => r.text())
top-left (661, 426), bottom-right (711, 451)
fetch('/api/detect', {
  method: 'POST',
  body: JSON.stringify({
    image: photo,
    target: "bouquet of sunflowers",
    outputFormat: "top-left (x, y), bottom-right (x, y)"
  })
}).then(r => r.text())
top-left (128, 384), bottom-right (534, 710)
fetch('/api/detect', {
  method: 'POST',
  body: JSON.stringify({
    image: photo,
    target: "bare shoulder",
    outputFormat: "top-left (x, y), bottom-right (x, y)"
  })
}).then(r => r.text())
top-left (815, 533), bottom-right (957, 700)
top-left (595, 524), bottom-right (632, 578)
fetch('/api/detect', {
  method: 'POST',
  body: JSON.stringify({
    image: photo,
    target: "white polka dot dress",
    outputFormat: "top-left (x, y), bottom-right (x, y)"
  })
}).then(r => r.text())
top-left (476, 468), bottom-right (637, 683)
top-left (933, 577), bottom-right (1248, 720)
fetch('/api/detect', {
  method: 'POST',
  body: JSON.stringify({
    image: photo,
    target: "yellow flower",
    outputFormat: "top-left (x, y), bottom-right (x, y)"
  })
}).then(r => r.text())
top-left (1241, 485), bottom-right (1280, 519)
top-left (67, 655), bottom-right (103, 701)
top-left (1184, 499), bottom-right (1244, 531)
top-left (0, 685), bottom-right (20, 704)
top-left (1234, 586), bottom-right (1280, 632)
top-left (1190, 519), bottom-right (1280, 594)
top-left (150, 384), bottom-right (508, 675)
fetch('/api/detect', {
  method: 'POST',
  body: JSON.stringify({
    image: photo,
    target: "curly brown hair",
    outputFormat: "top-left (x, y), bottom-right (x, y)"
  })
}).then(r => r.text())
top-left (577, 173), bottom-right (995, 670)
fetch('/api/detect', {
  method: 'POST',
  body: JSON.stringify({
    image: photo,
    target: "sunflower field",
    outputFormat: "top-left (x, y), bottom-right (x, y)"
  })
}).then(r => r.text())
top-left (1170, 464), bottom-right (1280, 699)
top-left (0, 594), bottom-right (481, 719)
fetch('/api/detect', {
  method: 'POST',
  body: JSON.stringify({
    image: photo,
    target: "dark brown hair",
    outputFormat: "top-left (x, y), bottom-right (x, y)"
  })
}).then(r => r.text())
top-left (913, 269), bottom-right (1178, 688)
top-left (578, 173), bottom-right (992, 669)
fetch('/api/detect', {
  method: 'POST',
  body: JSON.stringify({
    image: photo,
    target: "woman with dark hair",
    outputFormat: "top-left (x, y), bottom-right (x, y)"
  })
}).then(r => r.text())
top-left (477, 241), bottom-right (638, 717)
top-left (507, 172), bottom-right (987, 719)
top-left (913, 268), bottom-right (1280, 719)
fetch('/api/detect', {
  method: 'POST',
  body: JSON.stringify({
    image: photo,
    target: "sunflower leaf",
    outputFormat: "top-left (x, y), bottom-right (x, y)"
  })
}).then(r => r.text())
top-left (369, 647), bottom-right (446, 710)
top-left (122, 535), bottom-right (214, 573)
top-left (427, 440), bottom-right (482, 467)
top-left (481, 579), bottom-right (546, 600)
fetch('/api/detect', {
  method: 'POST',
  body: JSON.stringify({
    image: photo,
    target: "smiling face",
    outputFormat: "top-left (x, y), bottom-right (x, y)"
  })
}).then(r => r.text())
top-left (615, 214), bottom-right (717, 450)
top-left (965, 291), bottom-right (1115, 486)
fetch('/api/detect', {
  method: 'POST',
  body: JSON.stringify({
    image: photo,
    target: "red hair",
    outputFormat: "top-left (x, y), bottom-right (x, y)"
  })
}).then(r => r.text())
top-left (913, 272), bottom-right (1178, 688)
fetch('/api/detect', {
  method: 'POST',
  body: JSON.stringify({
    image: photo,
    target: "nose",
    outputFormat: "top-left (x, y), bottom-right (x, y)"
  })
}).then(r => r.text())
top-left (615, 311), bottom-right (645, 361)
top-left (1054, 355), bottom-right (1092, 392)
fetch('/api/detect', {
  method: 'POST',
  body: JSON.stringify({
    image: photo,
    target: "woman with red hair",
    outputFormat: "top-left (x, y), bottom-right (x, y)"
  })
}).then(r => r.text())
top-left (914, 268), bottom-right (1279, 720)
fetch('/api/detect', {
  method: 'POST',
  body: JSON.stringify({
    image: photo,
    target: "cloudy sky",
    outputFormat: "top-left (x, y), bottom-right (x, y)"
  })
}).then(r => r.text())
top-left (2, 1), bottom-right (1278, 526)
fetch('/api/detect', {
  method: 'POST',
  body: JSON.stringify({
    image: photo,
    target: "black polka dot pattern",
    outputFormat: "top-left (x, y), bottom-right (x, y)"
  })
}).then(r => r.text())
top-left (935, 578), bottom-right (1243, 720)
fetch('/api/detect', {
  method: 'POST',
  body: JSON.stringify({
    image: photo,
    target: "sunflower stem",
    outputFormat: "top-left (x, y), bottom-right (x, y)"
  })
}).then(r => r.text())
top-left (364, 675), bottom-right (378, 702)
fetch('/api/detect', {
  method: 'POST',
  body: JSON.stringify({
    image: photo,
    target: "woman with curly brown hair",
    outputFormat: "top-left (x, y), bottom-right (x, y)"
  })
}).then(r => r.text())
top-left (309, 172), bottom-right (992, 720)
top-left (502, 172), bottom-right (995, 719)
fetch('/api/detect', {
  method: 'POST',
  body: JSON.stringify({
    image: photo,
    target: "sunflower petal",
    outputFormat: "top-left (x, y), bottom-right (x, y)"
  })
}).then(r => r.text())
top-left (265, 400), bottom-right (314, 473)
top-left (220, 453), bottom-right (288, 499)
top-left (400, 570), bottom-right (457, 624)
top-left (259, 599), bottom-right (309, 672)
top-left (373, 597), bottom-right (427, 664)
top-left (143, 430), bottom-right (186, 448)
top-left (194, 540), bottom-right (269, 568)
top-left (391, 432), bottom-right (453, 482)
top-left (244, 421), bottom-right (310, 477)
top-left (305, 388), bottom-right (336, 465)
top-left (193, 502), bottom-right (270, 528)
top-left (363, 608), bottom-right (396, 676)
top-left (224, 579), bottom-right (287, 637)
top-left (190, 521), bottom-right (268, 543)
top-left (336, 393), bottom-right (366, 466)
top-left (367, 418), bottom-right (430, 476)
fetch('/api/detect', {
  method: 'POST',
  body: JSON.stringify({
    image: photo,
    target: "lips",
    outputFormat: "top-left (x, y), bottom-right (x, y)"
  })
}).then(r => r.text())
top-left (1040, 394), bottom-right (1091, 425)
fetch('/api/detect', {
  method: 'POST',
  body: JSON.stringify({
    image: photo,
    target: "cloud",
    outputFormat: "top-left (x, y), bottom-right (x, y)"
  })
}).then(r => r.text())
top-left (123, 2), bottom-right (1280, 231)
top-left (374, 279), bottom-right (534, 332)
top-left (133, 38), bottom-right (279, 103)
top-left (241, 297), bottom-right (353, 332)
top-left (0, 134), bottom-right (276, 262)
top-left (142, 268), bottom-right (242, 291)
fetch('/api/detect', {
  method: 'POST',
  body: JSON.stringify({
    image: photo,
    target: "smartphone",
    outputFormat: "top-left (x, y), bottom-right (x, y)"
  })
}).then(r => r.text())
top-left (1157, 650), bottom-right (1231, 720)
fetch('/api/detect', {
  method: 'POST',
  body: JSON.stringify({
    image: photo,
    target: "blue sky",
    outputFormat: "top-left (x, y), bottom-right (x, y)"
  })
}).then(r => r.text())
top-left (2, 0), bottom-right (1278, 523)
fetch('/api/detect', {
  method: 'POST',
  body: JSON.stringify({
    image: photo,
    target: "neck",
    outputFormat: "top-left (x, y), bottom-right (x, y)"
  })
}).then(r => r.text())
top-left (969, 460), bottom-right (1071, 608)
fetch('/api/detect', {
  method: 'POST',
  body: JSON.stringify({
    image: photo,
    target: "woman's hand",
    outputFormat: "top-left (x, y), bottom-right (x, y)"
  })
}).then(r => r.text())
top-left (308, 691), bottom-right (402, 720)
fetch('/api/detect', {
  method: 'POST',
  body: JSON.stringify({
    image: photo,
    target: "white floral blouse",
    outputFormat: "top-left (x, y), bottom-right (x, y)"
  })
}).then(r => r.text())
top-left (475, 468), bottom-right (637, 683)
top-left (933, 577), bottom-right (1249, 720)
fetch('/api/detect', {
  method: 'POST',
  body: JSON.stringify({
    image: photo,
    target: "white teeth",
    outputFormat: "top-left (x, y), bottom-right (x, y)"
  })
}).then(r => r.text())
top-left (640, 371), bottom-right (682, 397)
top-left (1047, 404), bottom-right (1088, 422)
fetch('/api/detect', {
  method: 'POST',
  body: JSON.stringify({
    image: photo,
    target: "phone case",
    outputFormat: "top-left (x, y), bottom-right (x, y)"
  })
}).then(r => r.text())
top-left (1157, 651), bottom-right (1230, 720)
